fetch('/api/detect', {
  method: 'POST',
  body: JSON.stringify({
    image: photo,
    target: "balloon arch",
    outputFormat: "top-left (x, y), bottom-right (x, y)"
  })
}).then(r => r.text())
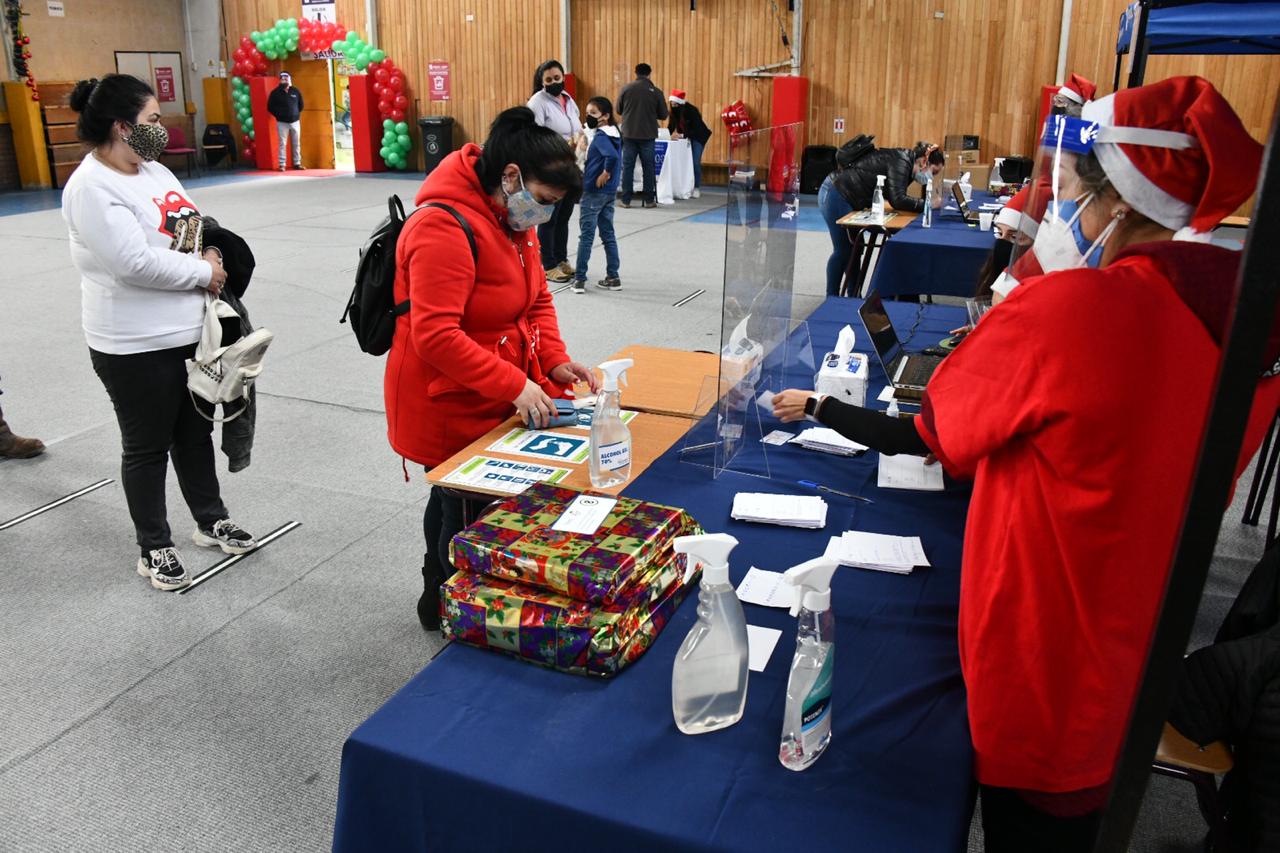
top-left (228, 17), bottom-right (413, 170)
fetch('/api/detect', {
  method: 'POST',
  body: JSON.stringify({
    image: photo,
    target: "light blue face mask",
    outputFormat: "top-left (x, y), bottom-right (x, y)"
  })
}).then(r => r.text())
top-left (504, 171), bottom-right (556, 231)
top-left (915, 170), bottom-right (931, 186)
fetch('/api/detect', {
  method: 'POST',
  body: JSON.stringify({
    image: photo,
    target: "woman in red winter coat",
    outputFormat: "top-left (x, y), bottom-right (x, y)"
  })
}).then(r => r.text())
top-left (385, 106), bottom-right (598, 630)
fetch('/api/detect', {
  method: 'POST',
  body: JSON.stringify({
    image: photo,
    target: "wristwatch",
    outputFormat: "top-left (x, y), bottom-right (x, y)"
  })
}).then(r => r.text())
top-left (804, 393), bottom-right (828, 422)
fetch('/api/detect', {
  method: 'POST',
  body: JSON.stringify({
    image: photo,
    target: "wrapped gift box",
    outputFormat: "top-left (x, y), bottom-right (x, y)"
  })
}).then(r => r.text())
top-left (440, 555), bottom-right (692, 678)
top-left (449, 483), bottom-right (700, 605)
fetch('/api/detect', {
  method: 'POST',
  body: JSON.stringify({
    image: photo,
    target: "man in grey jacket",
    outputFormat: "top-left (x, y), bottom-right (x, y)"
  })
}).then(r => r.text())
top-left (616, 63), bottom-right (668, 208)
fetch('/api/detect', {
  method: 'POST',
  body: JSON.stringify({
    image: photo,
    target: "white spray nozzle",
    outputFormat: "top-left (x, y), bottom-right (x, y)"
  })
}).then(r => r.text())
top-left (598, 358), bottom-right (633, 392)
top-left (783, 557), bottom-right (839, 616)
top-left (673, 532), bottom-right (738, 586)
top-left (876, 174), bottom-right (886, 186)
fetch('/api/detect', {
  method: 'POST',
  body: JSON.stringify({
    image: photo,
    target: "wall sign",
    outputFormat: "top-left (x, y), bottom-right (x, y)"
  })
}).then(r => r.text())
top-left (301, 0), bottom-right (336, 24)
top-left (428, 61), bottom-right (450, 101)
top-left (154, 67), bottom-right (176, 102)
top-left (47, 1), bottom-right (65, 16)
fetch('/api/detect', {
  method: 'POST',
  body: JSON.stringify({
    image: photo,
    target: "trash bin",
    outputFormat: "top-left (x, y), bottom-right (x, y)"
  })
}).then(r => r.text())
top-left (419, 116), bottom-right (455, 176)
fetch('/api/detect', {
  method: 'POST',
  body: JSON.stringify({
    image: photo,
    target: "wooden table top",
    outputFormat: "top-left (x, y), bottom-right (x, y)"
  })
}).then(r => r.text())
top-left (601, 345), bottom-right (719, 419)
top-left (836, 209), bottom-right (919, 231)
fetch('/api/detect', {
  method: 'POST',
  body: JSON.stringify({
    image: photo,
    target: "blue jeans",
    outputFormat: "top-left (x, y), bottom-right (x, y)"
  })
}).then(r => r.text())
top-left (576, 191), bottom-right (619, 281)
top-left (621, 138), bottom-right (656, 204)
top-left (690, 139), bottom-right (705, 188)
top-left (818, 174), bottom-right (854, 296)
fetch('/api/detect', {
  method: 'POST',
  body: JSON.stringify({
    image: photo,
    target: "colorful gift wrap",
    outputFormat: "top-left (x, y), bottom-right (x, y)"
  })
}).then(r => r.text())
top-left (440, 555), bottom-right (693, 678)
top-left (448, 483), bottom-right (700, 605)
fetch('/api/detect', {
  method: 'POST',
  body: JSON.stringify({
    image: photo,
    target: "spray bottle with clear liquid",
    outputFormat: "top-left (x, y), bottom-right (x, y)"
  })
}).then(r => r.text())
top-left (922, 174), bottom-right (934, 229)
top-left (589, 358), bottom-right (634, 489)
top-left (671, 533), bottom-right (750, 735)
top-left (871, 174), bottom-right (886, 225)
top-left (780, 557), bottom-right (839, 770)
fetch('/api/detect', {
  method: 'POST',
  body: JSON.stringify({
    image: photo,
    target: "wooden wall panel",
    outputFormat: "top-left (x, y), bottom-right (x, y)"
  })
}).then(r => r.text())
top-left (22, 0), bottom-right (186, 83)
top-left (221, 0), bottom-right (369, 64)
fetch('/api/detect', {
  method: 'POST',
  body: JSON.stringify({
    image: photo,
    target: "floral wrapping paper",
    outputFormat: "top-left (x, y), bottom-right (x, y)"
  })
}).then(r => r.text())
top-left (440, 554), bottom-right (695, 678)
top-left (448, 483), bottom-right (700, 605)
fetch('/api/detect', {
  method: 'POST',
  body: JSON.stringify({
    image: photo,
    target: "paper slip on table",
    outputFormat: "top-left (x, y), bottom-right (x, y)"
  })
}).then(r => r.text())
top-left (597, 345), bottom-right (720, 419)
top-left (425, 412), bottom-right (694, 498)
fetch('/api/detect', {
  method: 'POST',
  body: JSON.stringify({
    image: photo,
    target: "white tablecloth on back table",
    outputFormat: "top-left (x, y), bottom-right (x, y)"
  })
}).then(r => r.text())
top-left (632, 138), bottom-right (695, 204)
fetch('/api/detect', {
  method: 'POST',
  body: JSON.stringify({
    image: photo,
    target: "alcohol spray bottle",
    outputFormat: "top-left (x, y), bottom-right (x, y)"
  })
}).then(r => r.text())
top-left (780, 557), bottom-right (839, 770)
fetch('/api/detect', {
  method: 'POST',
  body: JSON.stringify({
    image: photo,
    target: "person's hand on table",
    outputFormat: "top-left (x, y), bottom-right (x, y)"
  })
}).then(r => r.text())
top-left (930, 194), bottom-right (943, 210)
top-left (671, 131), bottom-right (683, 140)
top-left (595, 170), bottom-right (611, 189)
top-left (514, 379), bottom-right (556, 429)
top-left (550, 361), bottom-right (600, 394)
top-left (772, 389), bottom-right (813, 423)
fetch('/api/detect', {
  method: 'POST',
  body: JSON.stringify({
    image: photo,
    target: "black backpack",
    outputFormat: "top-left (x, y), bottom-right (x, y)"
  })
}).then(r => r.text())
top-left (340, 195), bottom-right (477, 356)
top-left (835, 134), bottom-right (876, 170)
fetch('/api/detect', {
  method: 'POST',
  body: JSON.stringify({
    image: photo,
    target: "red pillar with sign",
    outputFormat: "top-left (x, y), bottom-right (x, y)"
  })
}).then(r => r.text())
top-left (348, 74), bottom-right (386, 173)
top-left (768, 75), bottom-right (809, 194)
top-left (250, 76), bottom-right (281, 171)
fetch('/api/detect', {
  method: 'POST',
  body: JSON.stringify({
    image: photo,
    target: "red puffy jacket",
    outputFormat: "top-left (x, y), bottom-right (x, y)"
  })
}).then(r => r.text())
top-left (384, 144), bottom-right (572, 467)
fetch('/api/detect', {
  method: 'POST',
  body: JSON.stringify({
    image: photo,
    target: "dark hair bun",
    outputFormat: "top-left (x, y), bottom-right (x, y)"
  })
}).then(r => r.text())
top-left (492, 106), bottom-right (538, 134)
top-left (69, 79), bottom-right (98, 113)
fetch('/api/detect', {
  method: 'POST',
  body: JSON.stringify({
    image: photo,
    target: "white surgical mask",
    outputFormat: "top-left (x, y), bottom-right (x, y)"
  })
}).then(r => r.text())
top-left (1032, 193), bottom-right (1120, 272)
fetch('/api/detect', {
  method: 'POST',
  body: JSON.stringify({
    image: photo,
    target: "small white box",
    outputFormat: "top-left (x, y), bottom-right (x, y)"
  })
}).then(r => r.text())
top-left (815, 351), bottom-right (868, 408)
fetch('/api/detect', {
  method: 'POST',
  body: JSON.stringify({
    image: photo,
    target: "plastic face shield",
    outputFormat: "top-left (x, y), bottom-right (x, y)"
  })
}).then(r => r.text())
top-left (996, 116), bottom-right (1101, 300)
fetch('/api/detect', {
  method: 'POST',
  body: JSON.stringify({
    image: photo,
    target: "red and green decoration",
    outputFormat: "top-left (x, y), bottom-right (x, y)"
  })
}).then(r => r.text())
top-left (3, 0), bottom-right (38, 101)
top-left (227, 17), bottom-right (412, 170)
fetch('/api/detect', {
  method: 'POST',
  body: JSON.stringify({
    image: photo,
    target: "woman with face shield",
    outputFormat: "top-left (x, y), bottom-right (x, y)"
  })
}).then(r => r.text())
top-left (773, 76), bottom-right (1280, 849)
top-left (384, 106), bottom-right (600, 632)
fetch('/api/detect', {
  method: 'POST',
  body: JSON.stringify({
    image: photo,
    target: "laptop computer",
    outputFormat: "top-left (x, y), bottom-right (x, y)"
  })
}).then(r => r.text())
top-left (950, 181), bottom-right (981, 224)
top-left (857, 292), bottom-right (946, 394)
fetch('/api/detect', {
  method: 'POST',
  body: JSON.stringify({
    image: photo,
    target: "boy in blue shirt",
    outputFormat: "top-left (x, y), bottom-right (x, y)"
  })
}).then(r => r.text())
top-left (574, 96), bottom-right (622, 293)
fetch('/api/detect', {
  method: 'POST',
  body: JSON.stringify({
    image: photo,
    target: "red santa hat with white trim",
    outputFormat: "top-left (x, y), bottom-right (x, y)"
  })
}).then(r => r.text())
top-left (1080, 75), bottom-right (1262, 238)
top-left (669, 89), bottom-right (687, 104)
top-left (1056, 73), bottom-right (1096, 106)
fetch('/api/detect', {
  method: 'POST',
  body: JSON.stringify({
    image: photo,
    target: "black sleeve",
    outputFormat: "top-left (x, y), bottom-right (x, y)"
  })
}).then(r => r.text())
top-left (656, 89), bottom-right (670, 120)
top-left (266, 89), bottom-right (280, 121)
top-left (885, 157), bottom-right (923, 213)
top-left (810, 396), bottom-right (930, 456)
top-left (295, 88), bottom-right (304, 112)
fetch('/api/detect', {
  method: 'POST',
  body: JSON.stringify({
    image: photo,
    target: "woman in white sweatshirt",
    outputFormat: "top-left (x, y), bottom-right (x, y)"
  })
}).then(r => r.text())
top-left (527, 59), bottom-right (582, 283)
top-left (61, 75), bottom-right (256, 592)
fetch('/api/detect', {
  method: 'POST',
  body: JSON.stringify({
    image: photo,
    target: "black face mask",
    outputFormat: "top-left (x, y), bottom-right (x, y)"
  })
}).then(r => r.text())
top-left (1050, 104), bottom-right (1066, 116)
top-left (585, 114), bottom-right (600, 129)
top-left (992, 238), bottom-right (1014, 271)
top-left (544, 82), bottom-right (565, 97)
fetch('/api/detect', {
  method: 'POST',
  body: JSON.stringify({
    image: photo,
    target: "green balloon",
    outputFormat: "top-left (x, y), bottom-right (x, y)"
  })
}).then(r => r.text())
top-left (250, 31), bottom-right (261, 41)
top-left (286, 39), bottom-right (298, 51)
top-left (370, 49), bottom-right (386, 63)
top-left (346, 31), bottom-right (359, 43)
top-left (396, 133), bottom-right (410, 148)
top-left (287, 17), bottom-right (297, 26)
top-left (244, 118), bottom-right (254, 130)
top-left (331, 39), bottom-right (345, 53)
top-left (378, 147), bottom-right (390, 159)
top-left (355, 58), bottom-right (369, 70)
top-left (231, 76), bottom-right (243, 88)
top-left (394, 121), bottom-right (408, 134)
top-left (383, 119), bottom-right (394, 130)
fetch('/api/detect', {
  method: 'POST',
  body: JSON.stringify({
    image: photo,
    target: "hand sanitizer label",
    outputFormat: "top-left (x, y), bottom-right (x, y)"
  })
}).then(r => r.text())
top-left (800, 650), bottom-right (834, 752)
top-left (598, 440), bottom-right (630, 472)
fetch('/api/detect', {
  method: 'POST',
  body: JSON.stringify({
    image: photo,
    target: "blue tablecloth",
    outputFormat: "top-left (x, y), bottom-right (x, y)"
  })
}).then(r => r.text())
top-left (871, 191), bottom-right (1001, 297)
top-left (333, 298), bottom-right (974, 853)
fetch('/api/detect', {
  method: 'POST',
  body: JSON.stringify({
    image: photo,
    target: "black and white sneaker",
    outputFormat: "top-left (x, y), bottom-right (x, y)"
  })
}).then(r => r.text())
top-left (572, 279), bottom-right (586, 294)
top-left (596, 277), bottom-right (622, 291)
top-left (136, 547), bottom-right (191, 591)
top-left (192, 518), bottom-right (257, 555)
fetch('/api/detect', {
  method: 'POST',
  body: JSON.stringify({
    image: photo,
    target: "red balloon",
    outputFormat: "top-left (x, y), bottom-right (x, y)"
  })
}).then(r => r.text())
top-left (240, 35), bottom-right (252, 48)
top-left (31, 92), bottom-right (39, 101)
top-left (375, 68), bottom-right (389, 83)
top-left (233, 48), bottom-right (245, 61)
top-left (390, 108), bottom-right (405, 121)
top-left (388, 75), bottom-right (403, 91)
top-left (394, 94), bottom-right (408, 110)
top-left (378, 98), bottom-right (392, 113)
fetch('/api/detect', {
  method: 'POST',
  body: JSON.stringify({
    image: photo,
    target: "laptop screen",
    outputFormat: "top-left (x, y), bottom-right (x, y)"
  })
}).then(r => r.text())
top-left (857, 293), bottom-right (903, 375)
top-left (951, 181), bottom-right (970, 214)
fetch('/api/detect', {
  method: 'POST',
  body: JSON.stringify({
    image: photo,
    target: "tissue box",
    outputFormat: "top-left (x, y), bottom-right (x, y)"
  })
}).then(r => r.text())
top-left (815, 351), bottom-right (869, 407)
top-left (449, 482), bottom-right (702, 605)
top-left (440, 555), bottom-right (692, 678)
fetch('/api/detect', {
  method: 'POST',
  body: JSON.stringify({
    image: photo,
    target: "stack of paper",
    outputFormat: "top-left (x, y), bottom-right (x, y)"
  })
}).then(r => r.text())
top-left (793, 427), bottom-right (868, 457)
top-left (877, 454), bottom-right (945, 491)
top-left (732, 493), bottom-right (828, 529)
top-left (824, 531), bottom-right (930, 575)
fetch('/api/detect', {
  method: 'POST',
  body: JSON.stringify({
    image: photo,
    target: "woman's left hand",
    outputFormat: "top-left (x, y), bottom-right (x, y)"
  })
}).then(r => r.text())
top-left (551, 361), bottom-right (600, 393)
top-left (772, 389), bottom-right (812, 423)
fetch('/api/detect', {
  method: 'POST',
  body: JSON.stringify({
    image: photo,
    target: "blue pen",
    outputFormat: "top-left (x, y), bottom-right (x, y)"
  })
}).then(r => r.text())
top-left (798, 479), bottom-right (873, 504)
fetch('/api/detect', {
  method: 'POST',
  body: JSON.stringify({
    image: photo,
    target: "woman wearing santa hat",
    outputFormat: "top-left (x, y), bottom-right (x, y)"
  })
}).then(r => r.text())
top-left (667, 89), bottom-right (712, 198)
top-left (772, 76), bottom-right (1278, 849)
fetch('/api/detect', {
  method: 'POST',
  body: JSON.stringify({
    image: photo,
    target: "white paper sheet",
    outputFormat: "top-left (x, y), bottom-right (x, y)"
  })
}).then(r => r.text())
top-left (736, 568), bottom-right (794, 608)
top-left (761, 429), bottom-right (794, 446)
top-left (550, 495), bottom-right (618, 535)
top-left (877, 454), bottom-right (945, 491)
top-left (825, 531), bottom-right (931, 573)
top-left (794, 427), bottom-right (868, 456)
top-left (747, 625), bottom-right (783, 672)
top-left (731, 493), bottom-right (828, 528)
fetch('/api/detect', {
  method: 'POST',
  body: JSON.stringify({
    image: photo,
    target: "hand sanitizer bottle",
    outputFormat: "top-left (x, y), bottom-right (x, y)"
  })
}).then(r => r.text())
top-left (886, 398), bottom-right (900, 419)
top-left (871, 175), bottom-right (886, 225)
top-left (922, 174), bottom-right (933, 229)
top-left (780, 557), bottom-right (839, 770)
top-left (671, 533), bottom-right (749, 735)
top-left (589, 359), bottom-right (634, 488)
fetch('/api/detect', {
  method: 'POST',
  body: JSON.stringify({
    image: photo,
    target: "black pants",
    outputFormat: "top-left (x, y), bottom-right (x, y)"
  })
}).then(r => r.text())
top-left (537, 185), bottom-right (580, 269)
top-left (421, 486), bottom-right (493, 588)
top-left (980, 785), bottom-right (1103, 853)
top-left (91, 344), bottom-right (227, 553)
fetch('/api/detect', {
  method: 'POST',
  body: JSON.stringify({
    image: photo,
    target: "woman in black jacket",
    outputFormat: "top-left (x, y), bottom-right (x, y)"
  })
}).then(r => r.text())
top-left (818, 140), bottom-right (944, 296)
top-left (667, 89), bottom-right (711, 198)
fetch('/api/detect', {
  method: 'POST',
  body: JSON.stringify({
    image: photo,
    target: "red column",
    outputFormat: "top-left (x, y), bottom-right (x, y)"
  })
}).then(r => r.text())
top-left (349, 74), bottom-right (386, 173)
top-left (769, 75), bottom-right (809, 194)
top-left (250, 76), bottom-right (280, 171)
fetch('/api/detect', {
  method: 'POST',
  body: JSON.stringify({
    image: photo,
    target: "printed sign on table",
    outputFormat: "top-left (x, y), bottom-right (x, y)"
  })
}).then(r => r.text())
top-left (154, 67), bottom-right (175, 102)
top-left (488, 428), bottom-right (591, 464)
top-left (440, 456), bottom-right (570, 495)
top-left (571, 408), bottom-right (638, 430)
top-left (428, 62), bottom-right (451, 101)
